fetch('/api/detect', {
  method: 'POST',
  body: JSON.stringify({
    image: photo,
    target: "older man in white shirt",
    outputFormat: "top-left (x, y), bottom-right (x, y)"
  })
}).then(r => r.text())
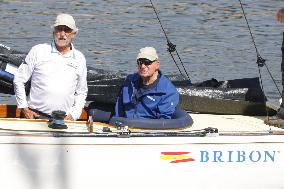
top-left (13, 13), bottom-right (88, 121)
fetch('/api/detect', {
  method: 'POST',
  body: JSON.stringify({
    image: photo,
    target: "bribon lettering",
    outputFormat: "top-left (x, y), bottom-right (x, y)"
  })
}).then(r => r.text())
top-left (200, 150), bottom-right (276, 162)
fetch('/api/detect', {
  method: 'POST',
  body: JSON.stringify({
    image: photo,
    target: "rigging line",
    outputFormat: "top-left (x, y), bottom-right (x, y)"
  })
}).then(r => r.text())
top-left (238, 0), bottom-right (272, 119)
top-left (168, 52), bottom-right (184, 77)
top-left (238, 0), bottom-right (281, 95)
top-left (149, 0), bottom-right (191, 83)
top-left (238, 0), bottom-right (260, 56)
top-left (149, 0), bottom-right (170, 43)
top-left (264, 64), bottom-right (281, 95)
top-left (258, 67), bottom-right (273, 134)
top-left (257, 67), bottom-right (269, 119)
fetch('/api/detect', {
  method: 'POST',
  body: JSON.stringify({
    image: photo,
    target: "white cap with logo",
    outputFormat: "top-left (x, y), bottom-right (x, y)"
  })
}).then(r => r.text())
top-left (53, 13), bottom-right (78, 32)
top-left (137, 47), bottom-right (159, 61)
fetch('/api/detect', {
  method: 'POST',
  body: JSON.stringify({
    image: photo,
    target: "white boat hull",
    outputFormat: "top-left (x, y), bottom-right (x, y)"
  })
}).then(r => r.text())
top-left (0, 135), bottom-right (284, 189)
top-left (0, 114), bottom-right (284, 189)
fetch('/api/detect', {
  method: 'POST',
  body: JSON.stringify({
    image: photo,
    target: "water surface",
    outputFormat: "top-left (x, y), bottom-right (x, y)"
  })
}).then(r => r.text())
top-left (0, 0), bottom-right (283, 105)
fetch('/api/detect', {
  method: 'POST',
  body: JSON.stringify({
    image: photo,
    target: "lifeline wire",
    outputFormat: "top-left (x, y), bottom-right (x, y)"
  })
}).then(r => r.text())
top-left (149, 0), bottom-right (191, 84)
top-left (238, 0), bottom-right (281, 96)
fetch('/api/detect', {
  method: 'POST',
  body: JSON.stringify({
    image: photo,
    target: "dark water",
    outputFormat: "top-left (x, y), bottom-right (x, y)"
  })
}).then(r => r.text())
top-left (0, 0), bottom-right (283, 105)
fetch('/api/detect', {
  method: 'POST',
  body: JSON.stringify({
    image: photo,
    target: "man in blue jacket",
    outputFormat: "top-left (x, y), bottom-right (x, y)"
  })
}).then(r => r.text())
top-left (115, 47), bottom-right (179, 119)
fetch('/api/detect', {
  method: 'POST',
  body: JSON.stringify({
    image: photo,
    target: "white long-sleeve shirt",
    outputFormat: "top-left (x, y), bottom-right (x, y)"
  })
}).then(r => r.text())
top-left (13, 41), bottom-right (88, 120)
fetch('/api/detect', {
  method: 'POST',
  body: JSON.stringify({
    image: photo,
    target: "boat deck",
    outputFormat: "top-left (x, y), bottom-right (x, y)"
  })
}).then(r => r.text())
top-left (191, 113), bottom-right (282, 132)
top-left (0, 103), bottom-right (283, 138)
top-left (1, 111), bottom-right (284, 189)
top-left (0, 113), bottom-right (282, 134)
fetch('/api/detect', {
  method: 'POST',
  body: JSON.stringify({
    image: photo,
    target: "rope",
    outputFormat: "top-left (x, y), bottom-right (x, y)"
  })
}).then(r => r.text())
top-left (238, 0), bottom-right (281, 96)
top-left (149, 0), bottom-right (191, 84)
top-left (238, 0), bottom-right (283, 121)
top-left (257, 67), bottom-right (269, 118)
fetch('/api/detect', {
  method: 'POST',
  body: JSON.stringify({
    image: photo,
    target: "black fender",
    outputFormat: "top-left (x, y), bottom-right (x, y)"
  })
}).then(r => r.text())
top-left (109, 108), bottom-right (193, 129)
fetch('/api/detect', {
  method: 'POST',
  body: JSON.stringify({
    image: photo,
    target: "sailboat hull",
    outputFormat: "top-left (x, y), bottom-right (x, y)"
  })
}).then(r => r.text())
top-left (0, 133), bottom-right (284, 189)
top-left (0, 103), bottom-right (284, 189)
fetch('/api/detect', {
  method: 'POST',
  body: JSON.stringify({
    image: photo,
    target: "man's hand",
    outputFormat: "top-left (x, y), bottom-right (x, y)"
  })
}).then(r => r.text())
top-left (277, 8), bottom-right (284, 23)
top-left (21, 107), bottom-right (39, 119)
top-left (64, 114), bottom-right (74, 121)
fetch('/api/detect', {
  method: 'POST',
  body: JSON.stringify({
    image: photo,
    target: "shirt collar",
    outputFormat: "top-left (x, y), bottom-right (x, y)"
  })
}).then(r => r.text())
top-left (51, 40), bottom-right (76, 58)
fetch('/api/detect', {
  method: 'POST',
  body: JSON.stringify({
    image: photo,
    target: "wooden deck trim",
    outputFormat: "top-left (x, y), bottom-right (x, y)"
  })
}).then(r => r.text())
top-left (0, 104), bottom-right (20, 118)
top-left (0, 104), bottom-right (88, 120)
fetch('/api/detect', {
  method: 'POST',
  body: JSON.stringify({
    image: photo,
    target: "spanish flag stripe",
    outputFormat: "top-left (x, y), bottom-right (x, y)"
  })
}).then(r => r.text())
top-left (161, 152), bottom-right (189, 155)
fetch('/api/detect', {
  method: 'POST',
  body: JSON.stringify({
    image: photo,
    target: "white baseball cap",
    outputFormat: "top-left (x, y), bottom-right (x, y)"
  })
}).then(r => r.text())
top-left (53, 13), bottom-right (78, 32)
top-left (137, 47), bottom-right (159, 61)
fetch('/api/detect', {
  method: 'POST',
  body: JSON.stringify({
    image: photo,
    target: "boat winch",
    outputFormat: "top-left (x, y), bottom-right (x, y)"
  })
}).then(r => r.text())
top-left (48, 110), bottom-right (67, 129)
top-left (204, 127), bottom-right (219, 137)
top-left (113, 121), bottom-right (130, 137)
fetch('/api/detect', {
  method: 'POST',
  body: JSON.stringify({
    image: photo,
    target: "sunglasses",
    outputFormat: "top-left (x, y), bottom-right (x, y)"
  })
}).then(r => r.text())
top-left (54, 25), bottom-right (73, 33)
top-left (137, 58), bottom-right (156, 66)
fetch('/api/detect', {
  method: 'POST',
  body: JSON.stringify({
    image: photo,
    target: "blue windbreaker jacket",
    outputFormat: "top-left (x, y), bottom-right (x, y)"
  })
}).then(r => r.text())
top-left (115, 72), bottom-right (179, 119)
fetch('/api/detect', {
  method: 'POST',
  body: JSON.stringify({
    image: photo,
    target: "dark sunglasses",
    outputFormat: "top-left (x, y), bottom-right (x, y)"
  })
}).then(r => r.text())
top-left (137, 58), bottom-right (156, 66)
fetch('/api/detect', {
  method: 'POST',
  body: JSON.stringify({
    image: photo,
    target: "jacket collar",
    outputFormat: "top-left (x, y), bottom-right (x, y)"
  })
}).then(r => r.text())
top-left (133, 70), bottom-right (166, 94)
